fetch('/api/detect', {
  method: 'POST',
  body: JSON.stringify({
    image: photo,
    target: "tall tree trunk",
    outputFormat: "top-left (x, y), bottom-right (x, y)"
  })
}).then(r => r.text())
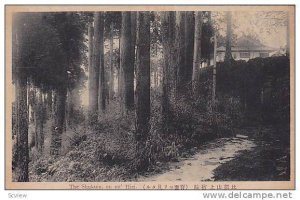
top-left (14, 72), bottom-right (30, 182)
top-left (169, 12), bottom-right (177, 100)
top-left (161, 12), bottom-right (170, 120)
top-left (135, 11), bottom-right (151, 170)
top-left (154, 40), bottom-right (159, 89)
top-left (161, 12), bottom-right (176, 130)
top-left (34, 87), bottom-right (40, 150)
top-left (154, 66), bottom-right (158, 89)
top-left (65, 90), bottom-right (71, 129)
top-left (52, 91), bottom-right (57, 121)
top-left (71, 87), bottom-right (80, 110)
top-left (109, 23), bottom-right (114, 99)
top-left (88, 24), bottom-right (97, 115)
top-left (184, 11), bottom-right (195, 86)
top-left (65, 88), bottom-right (80, 128)
top-left (33, 87), bottom-right (38, 149)
top-left (27, 84), bottom-right (35, 149)
top-left (136, 12), bottom-right (150, 141)
top-left (212, 35), bottom-right (217, 111)
top-left (225, 11), bottom-right (233, 63)
top-left (37, 90), bottom-right (44, 151)
top-left (118, 66), bottom-right (125, 111)
top-left (50, 87), bottom-right (67, 156)
top-left (176, 12), bottom-right (186, 94)
top-left (105, 70), bottom-right (109, 105)
top-left (118, 37), bottom-right (125, 113)
top-left (13, 23), bottom-right (29, 181)
top-left (192, 11), bottom-right (203, 94)
top-left (15, 73), bottom-right (29, 181)
top-left (117, 65), bottom-right (121, 99)
top-left (206, 11), bottom-right (212, 68)
top-left (93, 13), bottom-right (101, 116)
top-left (120, 12), bottom-right (135, 111)
top-left (286, 12), bottom-right (290, 57)
top-left (96, 12), bottom-right (106, 114)
top-left (46, 90), bottom-right (53, 115)
top-left (131, 11), bottom-right (137, 71)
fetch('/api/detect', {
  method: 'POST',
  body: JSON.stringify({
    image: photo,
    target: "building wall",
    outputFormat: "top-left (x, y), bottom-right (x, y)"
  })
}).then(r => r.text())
top-left (216, 52), bottom-right (225, 62)
top-left (217, 51), bottom-right (270, 62)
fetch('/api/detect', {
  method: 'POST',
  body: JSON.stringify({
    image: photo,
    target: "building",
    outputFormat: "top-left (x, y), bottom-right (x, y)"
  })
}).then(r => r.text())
top-left (216, 36), bottom-right (278, 62)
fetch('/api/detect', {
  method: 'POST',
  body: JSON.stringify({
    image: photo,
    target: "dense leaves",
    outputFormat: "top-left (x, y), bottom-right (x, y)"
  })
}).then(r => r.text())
top-left (201, 12), bottom-right (214, 60)
top-left (14, 12), bottom-right (89, 91)
top-left (212, 56), bottom-right (290, 133)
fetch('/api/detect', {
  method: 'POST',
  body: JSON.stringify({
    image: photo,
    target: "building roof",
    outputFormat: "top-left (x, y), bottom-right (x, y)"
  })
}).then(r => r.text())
top-left (217, 35), bottom-right (277, 52)
top-left (217, 45), bottom-right (277, 52)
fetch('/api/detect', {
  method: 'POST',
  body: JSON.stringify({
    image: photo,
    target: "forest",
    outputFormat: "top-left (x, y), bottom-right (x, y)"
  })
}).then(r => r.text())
top-left (11, 10), bottom-right (290, 182)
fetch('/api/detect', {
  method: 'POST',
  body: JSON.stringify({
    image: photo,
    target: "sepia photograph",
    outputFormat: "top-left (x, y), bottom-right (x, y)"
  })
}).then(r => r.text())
top-left (5, 5), bottom-right (295, 190)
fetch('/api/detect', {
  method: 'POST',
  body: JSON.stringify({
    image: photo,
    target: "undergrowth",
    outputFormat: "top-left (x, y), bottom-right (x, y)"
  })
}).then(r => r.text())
top-left (29, 87), bottom-right (241, 182)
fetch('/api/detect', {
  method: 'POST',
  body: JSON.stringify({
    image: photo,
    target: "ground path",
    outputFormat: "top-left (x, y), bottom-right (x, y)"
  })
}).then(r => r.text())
top-left (139, 136), bottom-right (256, 181)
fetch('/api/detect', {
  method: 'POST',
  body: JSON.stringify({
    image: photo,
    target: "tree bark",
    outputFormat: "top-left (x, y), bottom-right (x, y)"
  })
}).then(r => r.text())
top-left (118, 36), bottom-right (125, 113)
top-left (13, 21), bottom-right (29, 181)
top-left (192, 11), bottom-right (203, 93)
top-left (135, 12), bottom-right (151, 170)
top-left (47, 90), bottom-right (53, 115)
top-left (206, 11), bottom-right (212, 68)
top-left (96, 12), bottom-right (106, 113)
top-left (65, 90), bottom-right (71, 129)
top-left (33, 88), bottom-right (39, 149)
top-left (50, 87), bottom-right (67, 156)
top-left (161, 12), bottom-right (170, 120)
top-left (93, 13), bottom-right (101, 115)
top-left (154, 65), bottom-right (158, 89)
top-left (120, 12), bottom-right (135, 111)
top-left (212, 35), bottom-right (217, 111)
top-left (15, 70), bottom-right (29, 182)
top-left (153, 32), bottom-right (159, 89)
top-left (286, 12), bottom-right (290, 57)
top-left (184, 11), bottom-right (195, 85)
top-left (33, 88), bottom-right (44, 151)
top-left (161, 12), bottom-right (176, 129)
top-left (136, 11), bottom-right (151, 142)
top-left (37, 90), bottom-right (44, 151)
top-left (225, 11), bottom-right (233, 63)
top-left (176, 11), bottom-right (186, 89)
top-left (131, 11), bottom-right (137, 71)
top-left (88, 24), bottom-right (97, 114)
top-left (109, 23), bottom-right (115, 99)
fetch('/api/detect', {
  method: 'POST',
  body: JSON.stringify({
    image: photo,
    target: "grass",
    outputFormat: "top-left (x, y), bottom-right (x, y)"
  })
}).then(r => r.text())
top-left (28, 91), bottom-right (237, 182)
